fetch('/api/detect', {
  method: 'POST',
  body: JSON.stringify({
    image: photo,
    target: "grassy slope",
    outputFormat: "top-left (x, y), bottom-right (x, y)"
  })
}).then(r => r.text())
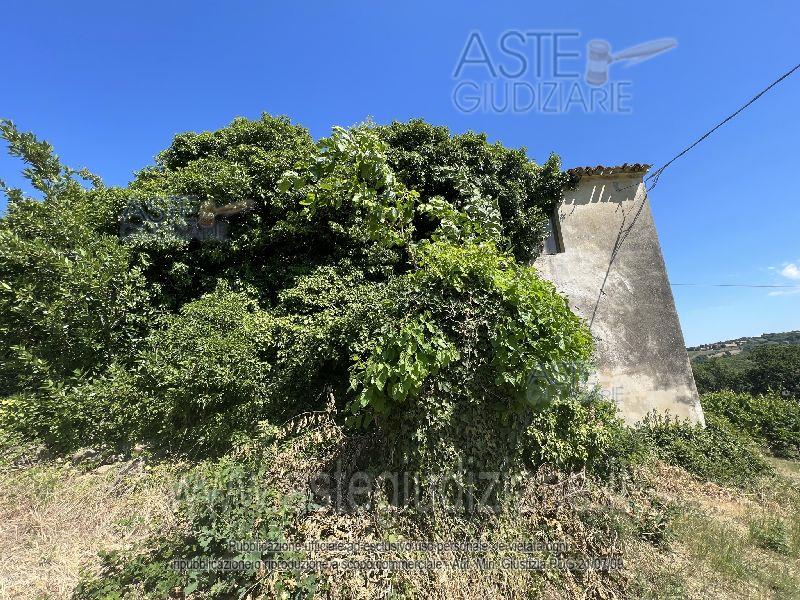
top-left (2, 450), bottom-right (798, 599)
top-left (0, 448), bottom-right (182, 598)
top-left (628, 460), bottom-right (800, 599)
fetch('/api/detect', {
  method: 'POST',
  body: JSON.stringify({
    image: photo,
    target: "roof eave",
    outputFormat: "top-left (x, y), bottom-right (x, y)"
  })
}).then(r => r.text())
top-left (567, 163), bottom-right (651, 180)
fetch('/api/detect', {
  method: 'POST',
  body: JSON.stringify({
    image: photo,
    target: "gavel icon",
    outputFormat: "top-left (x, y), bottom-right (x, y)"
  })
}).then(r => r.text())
top-left (585, 38), bottom-right (677, 86)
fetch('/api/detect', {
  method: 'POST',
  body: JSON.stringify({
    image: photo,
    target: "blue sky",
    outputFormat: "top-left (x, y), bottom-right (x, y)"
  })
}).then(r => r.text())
top-left (1, 1), bottom-right (798, 346)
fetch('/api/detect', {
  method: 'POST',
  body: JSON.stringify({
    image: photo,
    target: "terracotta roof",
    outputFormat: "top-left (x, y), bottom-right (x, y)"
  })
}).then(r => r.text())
top-left (567, 163), bottom-right (651, 178)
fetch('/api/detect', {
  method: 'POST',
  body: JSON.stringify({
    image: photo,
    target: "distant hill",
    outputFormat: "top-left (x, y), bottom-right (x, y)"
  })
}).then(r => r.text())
top-left (688, 330), bottom-right (800, 361)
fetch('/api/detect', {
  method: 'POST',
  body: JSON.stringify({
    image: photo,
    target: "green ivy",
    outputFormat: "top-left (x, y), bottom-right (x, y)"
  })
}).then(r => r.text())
top-left (349, 314), bottom-right (460, 420)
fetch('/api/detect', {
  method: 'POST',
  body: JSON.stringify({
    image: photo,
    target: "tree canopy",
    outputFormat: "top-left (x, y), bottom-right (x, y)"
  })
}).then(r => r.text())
top-left (0, 115), bottom-right (593, 480)
top-left (693, 344), bottom-right (800, 398)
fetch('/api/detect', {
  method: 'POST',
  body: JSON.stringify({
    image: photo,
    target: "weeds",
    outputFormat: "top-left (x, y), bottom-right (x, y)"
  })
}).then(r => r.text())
top-left (748, 512), bottom-right (792, 555)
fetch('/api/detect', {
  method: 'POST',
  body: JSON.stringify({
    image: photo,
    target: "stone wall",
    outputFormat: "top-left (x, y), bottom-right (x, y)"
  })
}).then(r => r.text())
top-left (534, 170), bottom-right (705, 425)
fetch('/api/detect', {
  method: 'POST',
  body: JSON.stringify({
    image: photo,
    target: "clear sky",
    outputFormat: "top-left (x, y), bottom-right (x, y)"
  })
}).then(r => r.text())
top-left (1, 1), bottom-right (798, 346)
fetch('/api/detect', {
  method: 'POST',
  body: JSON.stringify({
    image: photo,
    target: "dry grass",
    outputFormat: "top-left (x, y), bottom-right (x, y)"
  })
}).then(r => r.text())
top-left (626, 460), bottom-right (800, 600)
top-left (2, 430), bottom-right (798, 600)
top-left (0, 454), bottom-right (180, 599)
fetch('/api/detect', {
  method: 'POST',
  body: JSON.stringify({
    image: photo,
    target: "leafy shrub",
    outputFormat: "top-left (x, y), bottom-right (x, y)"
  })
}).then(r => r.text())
top-left (127, 278), bottom-right (393, 454)
top-left (350, 313), bottom-right (460, 418)
top-left (0, 287), bottom-right (273, 452)
top-left (4, 275), bottom-right (388, 454)
top-left (343, 240), bottom-right (593, 502)
top-left (123, 287), bottom-right (284, 453)
top-left (280, 125), bottom-right (418, 249)
top-left (523, 394), bottom-right (636, 475)
top-left (376, 119), bottom-right (569, 262)
top-left (127, 114), bottom-right (317, 309)
top-left (638, 412), bottom-right (771, 487)
top-left (350, 241), bottom-right (592, 419)
top-left (0, 122), bottom-right (152, 395)
top-left (126, 117), bottom-right (570, 307)
top-left (1, 116), bottom-right (596, 483)
top-left (702, 390), bottom-right (800, 458)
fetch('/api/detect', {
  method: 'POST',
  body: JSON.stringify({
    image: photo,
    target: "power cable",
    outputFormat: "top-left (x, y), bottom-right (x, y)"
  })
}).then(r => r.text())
top-left (587, 61), bottom-right (800, 329)
top-left (646, 61), bottom-right (800, 191)
top-left (670, 283), bottom-right (800, 288)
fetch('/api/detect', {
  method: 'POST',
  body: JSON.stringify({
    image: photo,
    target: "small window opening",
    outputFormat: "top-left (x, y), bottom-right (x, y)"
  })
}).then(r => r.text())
top-left (541, 208), bottom-right (564, 255)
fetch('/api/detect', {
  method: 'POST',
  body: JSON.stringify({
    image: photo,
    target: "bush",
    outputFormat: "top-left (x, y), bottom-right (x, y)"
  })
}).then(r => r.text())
top-left (344, 239), bottom-right (593, 502)
top-left (523, 393), bottom-right (643, 476)
top-left (127, 114), bottom-right (318, 310)
top-left (702, 390), bottom-right (800, 459)
top-left (125, 117), bottom-right (570, 308)
top-left (0, 121), bottom-right (152, 394)
top-left (638, 412), bottom-right (771, 487)
top-left (1, 275), bottom-right (389, 454)
top-left (1, 116), bottom-right (608, 493)
top-left (376, 119), bottom-right (569, 262)
top-left (0, 287), bottom-right (274, 453)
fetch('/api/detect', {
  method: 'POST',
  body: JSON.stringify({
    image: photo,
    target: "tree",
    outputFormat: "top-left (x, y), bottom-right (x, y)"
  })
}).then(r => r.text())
top-left (1, 115), bottom-right (597, 475)
top-left (748, 345), bottom-right (800, 398)
top-left (0, 120), bottom-right (151, 395)
top-left (692, 344), bottom-right (800, 399)
top-left (692, 355), bottom-right (750, 394)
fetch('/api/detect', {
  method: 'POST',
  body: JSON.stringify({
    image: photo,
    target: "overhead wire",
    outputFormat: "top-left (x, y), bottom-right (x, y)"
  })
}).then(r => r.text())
top-left (587, 61), bottom-right (800, 329)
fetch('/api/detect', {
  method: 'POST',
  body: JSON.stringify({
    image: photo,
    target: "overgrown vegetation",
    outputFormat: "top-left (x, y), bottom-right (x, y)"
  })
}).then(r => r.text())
top-left (702, 390), bottom-right (800, 459)
top-left (635, 412), bottom-right (772, 487)
top-left (1, 115), bottom-right (798, 598)
top-left (0, 116), bottom-right (583, 461)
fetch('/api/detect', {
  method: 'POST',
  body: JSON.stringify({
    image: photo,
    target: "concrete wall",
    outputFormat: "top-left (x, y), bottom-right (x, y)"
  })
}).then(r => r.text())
top-left (534, 172), bottom-right (705, 425)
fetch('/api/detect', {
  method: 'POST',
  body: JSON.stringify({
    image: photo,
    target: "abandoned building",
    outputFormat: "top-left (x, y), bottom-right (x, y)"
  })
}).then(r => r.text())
top-left (535, 164), bottom-right (705, 425)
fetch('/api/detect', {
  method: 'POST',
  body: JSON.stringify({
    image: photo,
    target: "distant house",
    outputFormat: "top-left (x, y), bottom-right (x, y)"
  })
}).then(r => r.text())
top-left (534, 164), bottom-right (705, 425)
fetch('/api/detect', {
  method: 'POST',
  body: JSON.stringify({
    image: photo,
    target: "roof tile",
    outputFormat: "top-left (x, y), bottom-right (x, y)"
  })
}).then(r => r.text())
top-left (567, 163), bottom-right (651, 178)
